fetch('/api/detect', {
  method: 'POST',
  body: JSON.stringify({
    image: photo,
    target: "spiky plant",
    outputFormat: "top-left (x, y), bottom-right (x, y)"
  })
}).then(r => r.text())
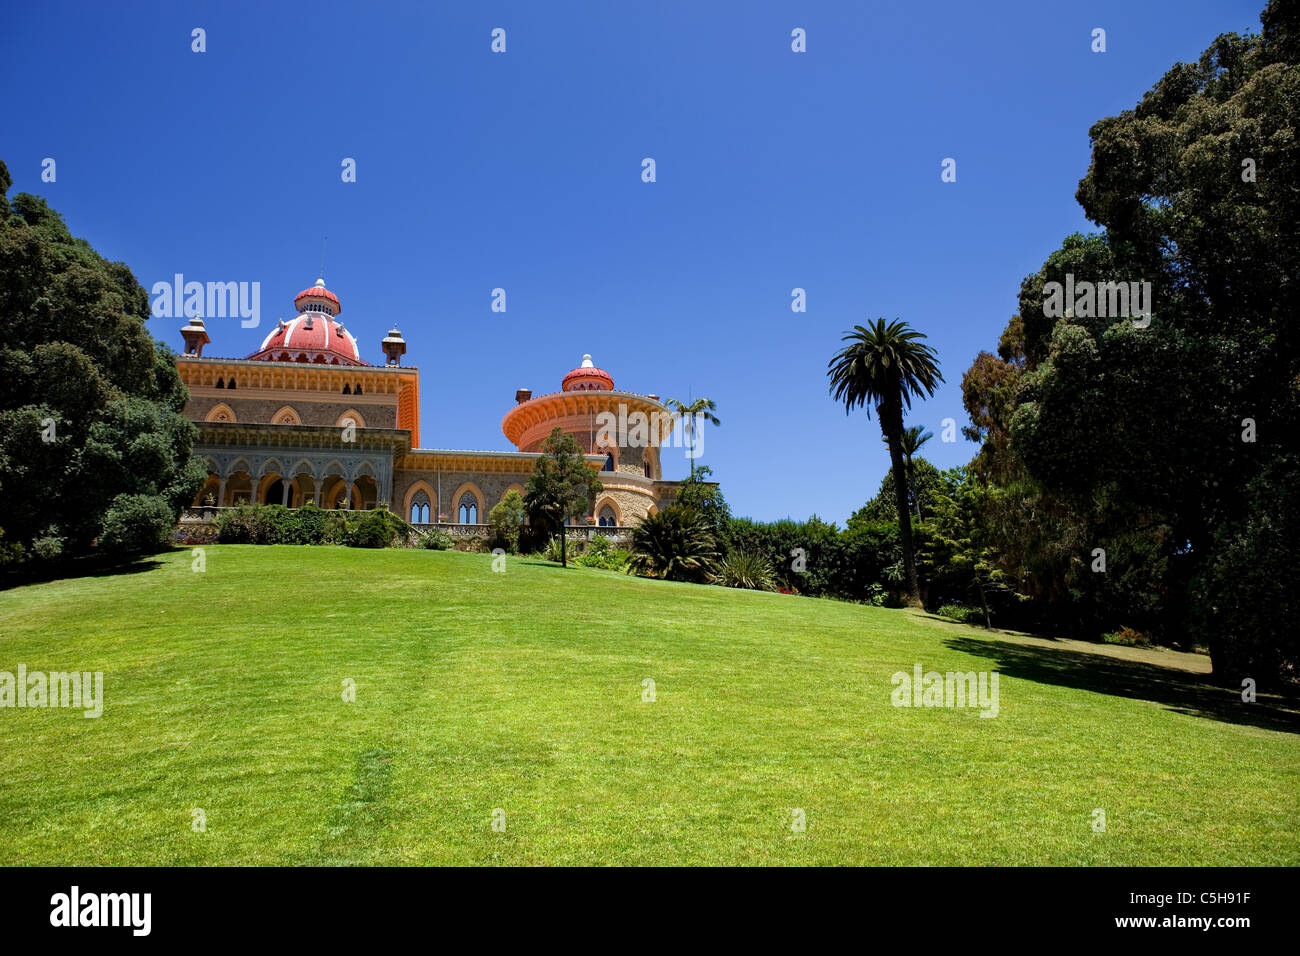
top-left (712, 550), bottom-right (777, 591)
top-left (627, 506), bottom-right (718, 582)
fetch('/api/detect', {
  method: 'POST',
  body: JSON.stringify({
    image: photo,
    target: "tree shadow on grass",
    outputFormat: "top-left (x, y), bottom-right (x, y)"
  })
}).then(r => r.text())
top-left (944, 635), bottom-right (1300, 735)
top-left (0, 554), bottom-right (167, 592)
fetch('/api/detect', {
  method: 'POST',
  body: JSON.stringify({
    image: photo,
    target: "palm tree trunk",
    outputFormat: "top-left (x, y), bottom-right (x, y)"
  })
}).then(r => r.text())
top-left (882, 399), bottom-right (920, 606)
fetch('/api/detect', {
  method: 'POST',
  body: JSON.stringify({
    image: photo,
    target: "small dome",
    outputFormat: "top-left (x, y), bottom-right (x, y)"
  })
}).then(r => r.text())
top-left (246, 279), bottom-right (365, 364)
top-left (562, 353), bottom-right (613, 392)
top-left (293, 279), bottom-right (341, 315)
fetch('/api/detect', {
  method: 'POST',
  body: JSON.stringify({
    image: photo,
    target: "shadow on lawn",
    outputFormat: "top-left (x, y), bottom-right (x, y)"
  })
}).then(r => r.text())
top-left (945, 635), bottom-right (1300, 735)
top-left (0, 554), bottom-right (166, 592)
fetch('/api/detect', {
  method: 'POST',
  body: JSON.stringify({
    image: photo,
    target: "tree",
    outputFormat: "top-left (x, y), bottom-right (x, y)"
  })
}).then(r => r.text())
top-left (524, 428), bottom-right (603, 568)
top-left (884, 425), bottom-right (935, 518)
top-left (665, 397), bottom-right (719, 479)
top-left (920, 469), bottom-right (1008, 628)
top-left (850, 457), bottom-right (946, 526)
top-left (627, 505), bottom-right (718, 582)
top-left (828, 319), bottom-right (943, 605)
top-left (982, 2), bottom-right (1300, 680)
top-left (488, 489), bottom-right (527, 553)
top-left (0, 161), bottom-right (204, 566)
top-left (672, 464), bottom-right (730, 539)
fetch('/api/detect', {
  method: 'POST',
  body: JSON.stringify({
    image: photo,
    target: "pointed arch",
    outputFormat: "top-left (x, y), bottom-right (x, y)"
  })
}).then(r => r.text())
top-left (336, 408), bottom-right (366, 429)
top-left (594, 496), bottom-right (622, 527)
top-left (450, 481), bottom-right (484, 524)
top-left (205, 402), bottom-right (237, 423)
top-left (403, 480), bottom-right (438, 523)
top-left (271, 405), bottom-right (302, 426)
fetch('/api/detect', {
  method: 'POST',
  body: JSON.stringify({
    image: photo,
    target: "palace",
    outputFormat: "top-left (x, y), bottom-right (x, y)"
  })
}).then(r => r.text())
top-left (175, 278), bottom-right (689, 534)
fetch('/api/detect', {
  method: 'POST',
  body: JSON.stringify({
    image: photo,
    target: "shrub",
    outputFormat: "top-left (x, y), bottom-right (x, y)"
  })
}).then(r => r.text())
top-left (416, 527), bottom-right (453, 550)
top-left (30, 533), bottom-right (64, 561)
top-left (1102, 626), bottom-right (1153, 648)
top-left (346, 506), bottom-right (409, 548)
top-left (936, 603), bottom-right (983, 626)
top-left (287, 503), bottom-right (329, 545)
top-left (574, 535), bottom-right (629, 571)
top-left (627, 507), bottom-right (718, 582)
top-left (542, 535), bottom-right (578, 563)
top-left (713, 550), bottom-right (777, 591)
top-left (215, 504), bottom-right (272, 544)
top-left (323, 511), bottom-right (350, 545)
top-left (488, 490), bottom-right (526, 553)
top-left (98, 494), bottom-right (175, 555)
top-left (722, 515), bottom-right (903, 602)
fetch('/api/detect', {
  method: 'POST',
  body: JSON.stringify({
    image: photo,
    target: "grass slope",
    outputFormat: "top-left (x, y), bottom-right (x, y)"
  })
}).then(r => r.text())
top-left (1, 545), bottom-right (1296, 865)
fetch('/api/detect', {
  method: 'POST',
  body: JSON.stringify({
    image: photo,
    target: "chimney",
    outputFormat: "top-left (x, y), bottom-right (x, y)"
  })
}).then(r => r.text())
top-left (515, 388), bottom-right (532, 404)
top-left (381, 327), bottom-right (407, 366)
top-left (180, 316), bottom-right (211, 357)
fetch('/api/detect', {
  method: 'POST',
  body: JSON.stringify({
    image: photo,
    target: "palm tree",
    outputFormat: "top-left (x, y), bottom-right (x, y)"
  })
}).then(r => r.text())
top-left (885, 424), bottom-right (934, 518)
top-left (627, 506), bottom-right (719, 582)
top-left (828, 319), bottom-right (943, 605)
top-left (665, 397), bottom-right (720, 479)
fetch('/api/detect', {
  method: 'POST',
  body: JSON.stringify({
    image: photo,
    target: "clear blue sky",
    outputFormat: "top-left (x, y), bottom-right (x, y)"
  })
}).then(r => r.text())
top-left (2, 0), bottom-right (1265, 523)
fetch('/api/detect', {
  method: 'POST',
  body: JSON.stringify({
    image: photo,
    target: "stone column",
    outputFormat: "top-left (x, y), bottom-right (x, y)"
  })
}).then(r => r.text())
top-left (218, 477), bottom-right (228, 507)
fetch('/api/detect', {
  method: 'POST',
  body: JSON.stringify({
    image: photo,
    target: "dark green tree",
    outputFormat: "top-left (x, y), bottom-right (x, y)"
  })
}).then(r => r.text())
top-left (0, 161), bottom-right (204, 565)
top-left (851, 458), bottom-right (946, 526)
top-left (673, 465), bottom-right (730, 540)
top-left (524, 428), bottom-right (603, 568)
top-left (488, 489), bottom-right (527, 553)
top-left (997, 2), bottom-right (1300, 680)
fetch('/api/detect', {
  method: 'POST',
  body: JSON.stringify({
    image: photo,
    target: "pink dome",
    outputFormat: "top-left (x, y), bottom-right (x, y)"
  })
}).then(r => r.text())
top-left (247, 279), bottom-right (366, 365)
top-left (293, 281), bottom-right (340, 313)
top-left (561, 353), bottom-right (613, 391)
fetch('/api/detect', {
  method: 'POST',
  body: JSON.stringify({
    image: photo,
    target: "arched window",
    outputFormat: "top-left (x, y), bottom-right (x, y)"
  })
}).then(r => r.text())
top-left (410, 491), bottom-right (431, 524)
top-left (343, 384), bottom-right (351, 395)
top-left (355, 385), bottom-right (363, 396)
top-left (228, 378), bottom-right (237, 389)
top-left (643, 461), bottom-right (651, 478)
top-left (598, 507), bottom-right (616, 527)
top-left (215, 378), bottom-right (224, 389)
top-left (457, 493), bottom-right (479, 524)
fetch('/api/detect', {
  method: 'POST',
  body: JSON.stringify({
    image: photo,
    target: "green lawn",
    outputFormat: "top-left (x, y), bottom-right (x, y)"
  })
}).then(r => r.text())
top-left (0, 544), bottom-right (1296, 865)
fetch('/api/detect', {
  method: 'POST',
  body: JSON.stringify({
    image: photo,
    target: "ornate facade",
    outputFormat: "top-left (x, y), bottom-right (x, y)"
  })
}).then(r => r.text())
top-left (177, 279), bottom-right (689, 530)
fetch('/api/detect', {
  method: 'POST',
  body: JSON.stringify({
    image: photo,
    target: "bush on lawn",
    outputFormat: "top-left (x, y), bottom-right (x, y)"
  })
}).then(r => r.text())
top-left (936, 603), bottom-right (983, 626)
top-left (99, 493), bottom-right (176, 555)
top-left (415, 527), bottom-right (453, 550)
top-left (573, 534), bottom-right (629, 571)
top-left (713, 550), bottom-right (777, 591)
top-left (345, 506), bottom-right (410, 549)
